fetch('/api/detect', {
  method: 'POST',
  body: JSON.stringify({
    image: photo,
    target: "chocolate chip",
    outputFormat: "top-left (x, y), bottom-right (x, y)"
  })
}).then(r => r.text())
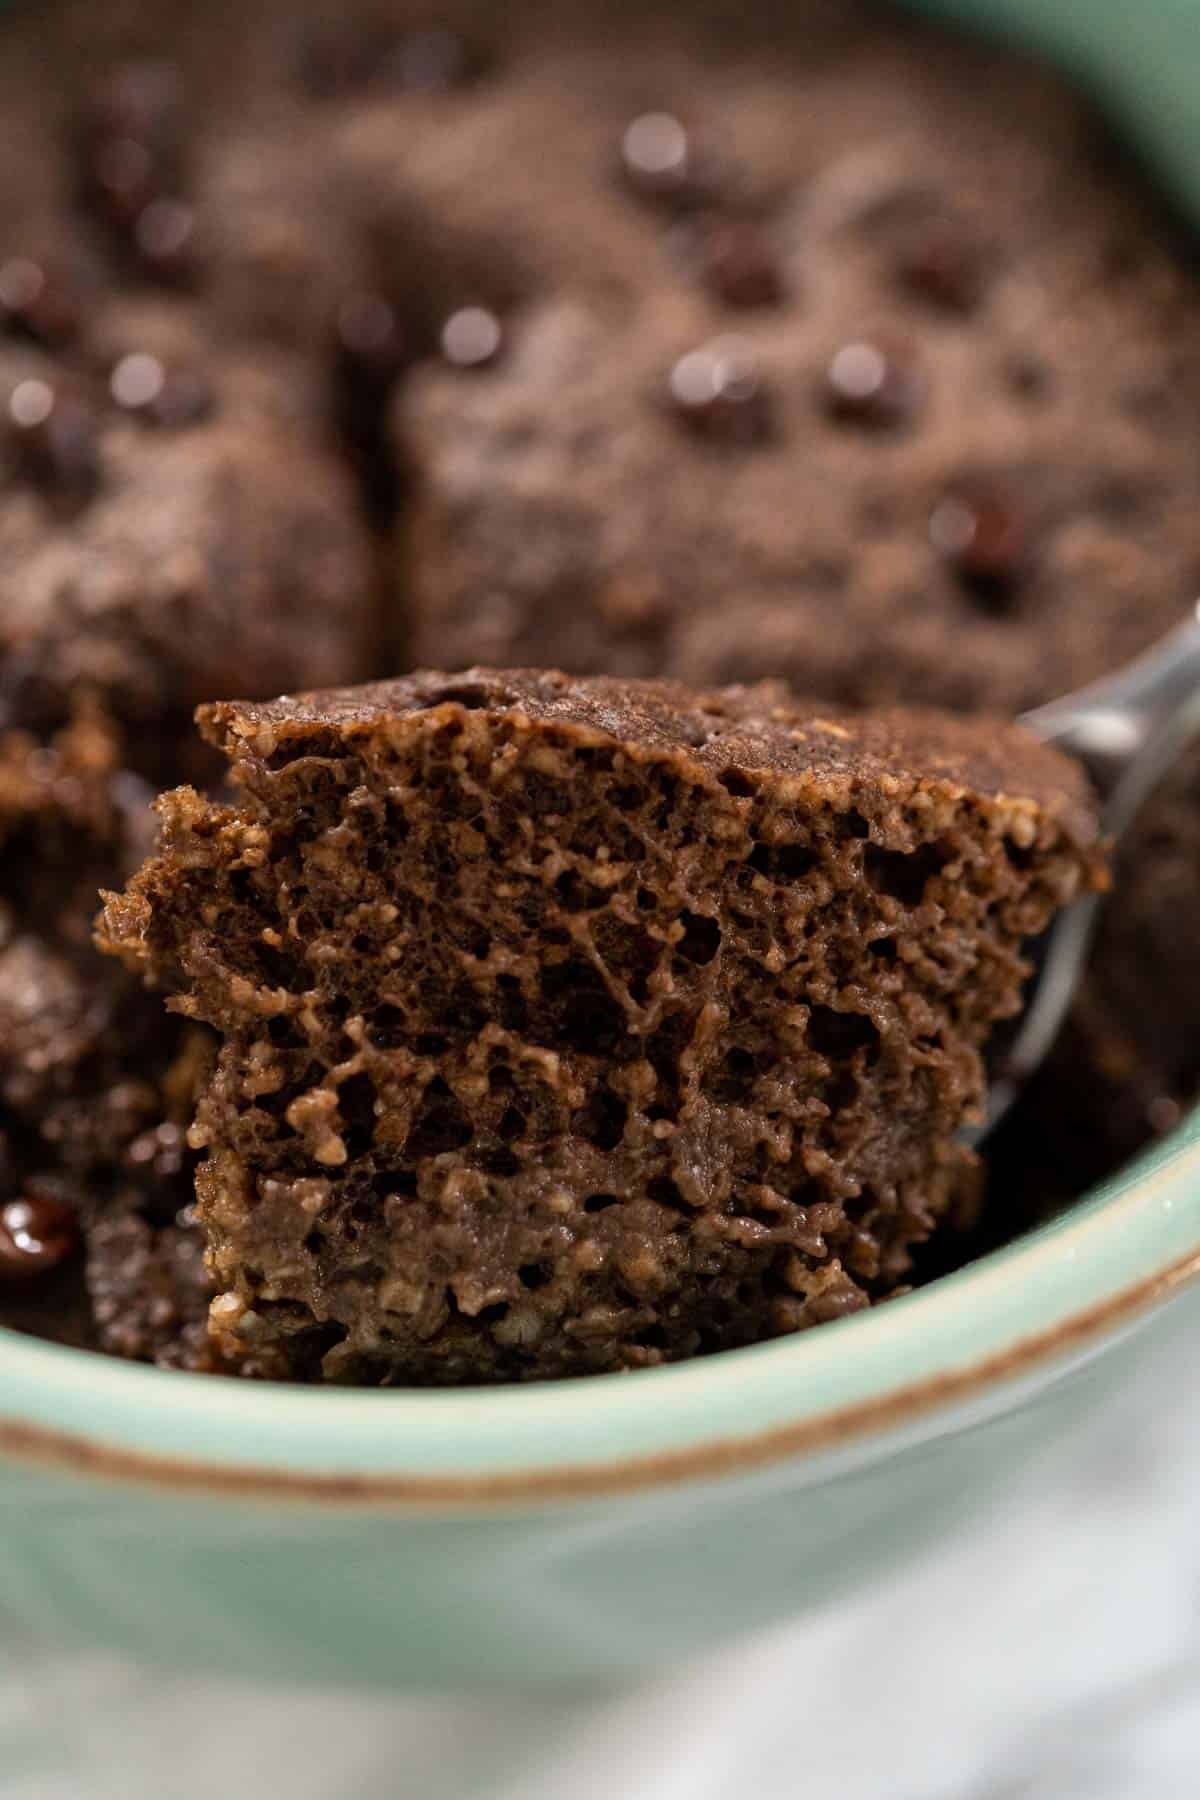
top-left (7, 378), bottom-right (101, 505)
top-left (1006, 352), bottom-right (1053, 403)
top-left (0, 257), bottom-right (80, 348)
top-left (698, 218), bottom-right (785, 309)
top-left (619, 112), bottom-right (726, 211)
top-left (335, 290), bottom-right (404, 363)
top-left (894, 222), bottom-right (982, 314)
top-left (132, 198), bottom-right (199, 284)
top-left (930, 482), bottom-right (1029, 601)
top-left (152, 367), bottom-right (213, 430)
top-left (110, 352), bottom-right (215, 428)
top-left (0, 1193), bottom-right (80, 1282)
top-left (110, 351), bottom-right (163, 412)
top-left (823, 338), bottom-right (922, 429)
top-left (668, 337), bottom-right (773, 446)
top-left (333, 293), bottom-right (410, 441)
top-left (334, 291), bottom-right (417, 402)
top-left (440, 305), bottom-right (503, 369)
top-left (621, 112), bottom-right (686, 198)
top-left (148, 365), bottom-right (215, 429)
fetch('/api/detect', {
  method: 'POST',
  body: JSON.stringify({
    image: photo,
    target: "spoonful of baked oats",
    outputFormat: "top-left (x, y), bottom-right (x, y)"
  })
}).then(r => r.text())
top-left (100, 669), bottom-right (1103, 1382)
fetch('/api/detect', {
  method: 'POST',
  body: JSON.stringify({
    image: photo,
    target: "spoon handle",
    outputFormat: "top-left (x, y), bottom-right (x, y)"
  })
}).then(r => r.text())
top-left (1021, 600), bottom-right (1200, 839)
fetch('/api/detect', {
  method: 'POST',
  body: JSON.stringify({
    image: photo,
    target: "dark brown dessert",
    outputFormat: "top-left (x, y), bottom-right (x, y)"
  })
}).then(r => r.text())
top-left (101, 670), bottom-right (1102, 1381)
top-left (0, 327), bottom-right (373, 784)
top-left (0, 707), bottom-right (170, 1180)
top-left (0, 20), bottom-right (379, 1369)
top-left (0, 708), bottom-right (216, 1366)
top-left (389, 18), bottom-right (1200, 718)
top-left (366, 2), bottom-right (1200, 1176)
top-left (0, 0), bottom-right (1193, 1374)
top-left (84, 1207), bottom-right (213, 1371)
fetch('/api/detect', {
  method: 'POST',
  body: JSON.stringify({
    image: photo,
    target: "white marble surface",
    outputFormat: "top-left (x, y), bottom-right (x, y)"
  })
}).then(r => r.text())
top-left (4, 1293), bottom-right (1200, 1800)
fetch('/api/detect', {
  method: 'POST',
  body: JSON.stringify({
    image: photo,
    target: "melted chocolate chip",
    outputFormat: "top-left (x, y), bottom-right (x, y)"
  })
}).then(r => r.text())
top-left (334, 290), bottom-right (417, 401)
top-left (930, 482), bottom-right (1029, 601)
top-left (0, 257), bottom-right (80, 348)
top-left (619, 112), bottom-right (726, 212)
top-left (342, 288), bottom-right (417, 361)
top-left (148, 365), bottom-right (215, 429)
top-left (823, 338), bottom-right (922, 429)
top-left (1006, 352), bottom-right (1053, 402)
top-left (698, 218), bottom-right (785, 309)
top-left (0, 1194), bottom-right (80, 1282)
top-left (668, 338), bottom-right (773, 446)
top-left (894, 222), bottom-right (982, 314)
top-left (440, 306), bottom-right (503, 369)
top-left (110, 353), bottom-right (215, 428)
top-left (7, 378), bottom-right (101, 505)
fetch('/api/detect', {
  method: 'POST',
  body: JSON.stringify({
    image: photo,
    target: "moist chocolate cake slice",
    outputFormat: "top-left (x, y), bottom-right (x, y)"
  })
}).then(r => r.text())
top-left (101, 669), bottom-right (1102, 1384)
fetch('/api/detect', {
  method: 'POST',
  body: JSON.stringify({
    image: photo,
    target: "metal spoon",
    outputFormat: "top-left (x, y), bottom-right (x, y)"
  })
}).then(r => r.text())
top-left (980, 598), bottom-right (1200, 1137)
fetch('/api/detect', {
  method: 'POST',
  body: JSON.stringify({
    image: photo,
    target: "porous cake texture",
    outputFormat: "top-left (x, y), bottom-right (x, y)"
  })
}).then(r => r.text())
top-left (102, 669), bottom-right (1101, 1381)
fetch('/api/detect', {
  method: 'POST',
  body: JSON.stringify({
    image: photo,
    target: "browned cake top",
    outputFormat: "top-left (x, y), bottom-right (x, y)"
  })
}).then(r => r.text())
top-left (95, 667), bottom-right (1103, 1382)
top-left (203, 667), bottom-right (1100, 847)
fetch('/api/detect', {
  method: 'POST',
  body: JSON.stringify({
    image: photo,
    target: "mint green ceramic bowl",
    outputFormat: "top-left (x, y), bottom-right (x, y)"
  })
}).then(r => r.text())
top-left (2, 0), bottom-right (1200, 1691)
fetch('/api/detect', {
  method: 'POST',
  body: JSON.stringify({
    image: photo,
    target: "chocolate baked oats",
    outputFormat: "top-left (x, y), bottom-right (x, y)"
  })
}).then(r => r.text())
top-left (0, 325), bottom-right (373, 785)
top-left (100, 671), bottom-right (1101, 1380)
top-left (0, 0), bottom-right (1193, 1374)
top-left (383, 16), bottom-right (1197, 715)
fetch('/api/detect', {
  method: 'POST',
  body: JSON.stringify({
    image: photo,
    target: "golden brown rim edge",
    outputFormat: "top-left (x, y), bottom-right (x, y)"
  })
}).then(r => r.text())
top-left (2, 1244), bottom-right (1198, 1508)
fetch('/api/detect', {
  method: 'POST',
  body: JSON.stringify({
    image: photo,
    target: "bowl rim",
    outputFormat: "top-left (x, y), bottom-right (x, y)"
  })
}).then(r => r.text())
top-left (1, 1109), bottom-right (1198, 1507)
